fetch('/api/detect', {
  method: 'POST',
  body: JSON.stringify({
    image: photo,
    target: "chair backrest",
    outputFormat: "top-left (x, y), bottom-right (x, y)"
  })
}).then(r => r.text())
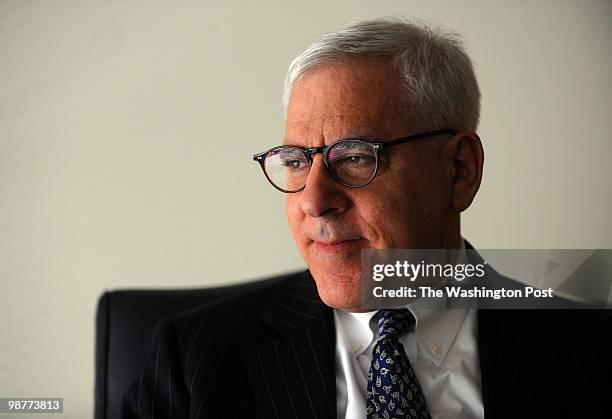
top-left (94, 276), bottom-right (284, 419)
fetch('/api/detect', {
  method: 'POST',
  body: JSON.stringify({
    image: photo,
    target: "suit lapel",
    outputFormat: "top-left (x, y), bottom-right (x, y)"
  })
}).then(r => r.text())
top-left (243, 271), bottom-right (337, 419)
top-left (470, 241), bottom-right (565, 418)
top-left (477, 307), bottom-right (508, 418)
top-left (467, 241), bottom-right (519, 417)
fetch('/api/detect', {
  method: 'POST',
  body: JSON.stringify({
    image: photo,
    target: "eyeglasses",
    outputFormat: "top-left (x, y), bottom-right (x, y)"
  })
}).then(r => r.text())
top-left (252, 128), bottom-right (456, 193)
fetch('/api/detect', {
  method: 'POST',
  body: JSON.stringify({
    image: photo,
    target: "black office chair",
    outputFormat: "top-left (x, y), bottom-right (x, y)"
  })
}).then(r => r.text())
top-left (94, 275), bottom-right (286, 419)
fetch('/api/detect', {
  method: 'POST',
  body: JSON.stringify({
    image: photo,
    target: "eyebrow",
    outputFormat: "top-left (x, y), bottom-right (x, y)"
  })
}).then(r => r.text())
top-left (283, 133), bottom-right (381, 147)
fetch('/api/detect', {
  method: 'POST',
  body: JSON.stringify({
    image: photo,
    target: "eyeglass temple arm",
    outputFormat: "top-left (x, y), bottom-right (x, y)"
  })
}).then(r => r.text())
top-left (381, 129), bottom-right (457, 149)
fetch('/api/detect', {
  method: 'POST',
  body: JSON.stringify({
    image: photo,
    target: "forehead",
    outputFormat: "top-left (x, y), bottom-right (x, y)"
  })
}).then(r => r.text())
top-left (284, 58), bottom-right (410, 145)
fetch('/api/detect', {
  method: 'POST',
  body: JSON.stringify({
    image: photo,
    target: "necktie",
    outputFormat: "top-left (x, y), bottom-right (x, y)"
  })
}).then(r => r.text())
top-left (366, 309), bottom-right (431, 419)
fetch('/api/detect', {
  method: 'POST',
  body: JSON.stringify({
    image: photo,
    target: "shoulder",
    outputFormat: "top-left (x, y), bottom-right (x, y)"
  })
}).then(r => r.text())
top-left (167, 270), bottom-right (313, 352)
top-left (122, 270), bottom-right (320, 418)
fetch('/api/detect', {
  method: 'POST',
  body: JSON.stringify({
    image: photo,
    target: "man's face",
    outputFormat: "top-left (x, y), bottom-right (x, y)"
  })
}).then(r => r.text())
top-left (285, 59), bottom-right (456, 311)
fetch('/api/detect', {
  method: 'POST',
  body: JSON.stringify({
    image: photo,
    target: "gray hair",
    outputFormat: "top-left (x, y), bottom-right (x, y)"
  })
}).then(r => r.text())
top-left (283, 17), bottom-right (481, 132)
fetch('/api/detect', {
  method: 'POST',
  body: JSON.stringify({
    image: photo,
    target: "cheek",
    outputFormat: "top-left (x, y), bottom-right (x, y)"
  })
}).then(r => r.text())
top-left (354, 176), bottom-right (443, 247)
top-left (285, 196), bottom-right (302, 235)
top-left (350, 188), bottom-right (410, 245)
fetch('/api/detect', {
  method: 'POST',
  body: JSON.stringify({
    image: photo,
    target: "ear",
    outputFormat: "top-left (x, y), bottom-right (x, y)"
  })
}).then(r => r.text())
top-left (441, 132), bottom-right (484, 212)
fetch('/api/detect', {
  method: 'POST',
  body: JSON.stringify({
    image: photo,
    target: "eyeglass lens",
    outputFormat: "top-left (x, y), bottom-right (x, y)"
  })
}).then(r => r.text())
top-left (263, 141), bottom-right (378, 192)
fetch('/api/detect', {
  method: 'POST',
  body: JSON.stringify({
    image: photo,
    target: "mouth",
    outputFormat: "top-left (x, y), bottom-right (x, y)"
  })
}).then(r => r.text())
top-left (312, 238), bottom-right (364, 255)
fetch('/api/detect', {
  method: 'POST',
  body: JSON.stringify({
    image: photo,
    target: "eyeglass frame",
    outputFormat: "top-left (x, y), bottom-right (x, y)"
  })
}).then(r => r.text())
top-left (252, 128), bottom-right (457, 193)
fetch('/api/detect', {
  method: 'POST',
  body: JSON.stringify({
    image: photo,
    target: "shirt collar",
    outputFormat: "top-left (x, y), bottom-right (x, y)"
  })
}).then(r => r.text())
top-left (409, 238), bottom-right (470, 365)
top-left (334, 238), bottom-right (471, 366)
top-left (407, 302), bottom-right (469, 366)
top-left (334, 309), bottom-right (377, 355)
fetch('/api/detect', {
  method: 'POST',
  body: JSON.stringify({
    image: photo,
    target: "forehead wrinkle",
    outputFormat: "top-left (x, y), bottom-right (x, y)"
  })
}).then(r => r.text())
top-left (322, 115), bottom-right (391, 144)
top-left (285, 113), bottom-right (392, 147)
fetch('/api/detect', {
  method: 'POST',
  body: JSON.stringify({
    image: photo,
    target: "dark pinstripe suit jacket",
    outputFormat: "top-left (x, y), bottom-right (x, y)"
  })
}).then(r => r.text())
top-left (122, 270), bottom-right (612, 419)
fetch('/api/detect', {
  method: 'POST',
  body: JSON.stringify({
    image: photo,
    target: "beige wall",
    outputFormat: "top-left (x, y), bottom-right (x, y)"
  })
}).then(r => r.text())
top-left (0, 0), bottom-right (610, 417)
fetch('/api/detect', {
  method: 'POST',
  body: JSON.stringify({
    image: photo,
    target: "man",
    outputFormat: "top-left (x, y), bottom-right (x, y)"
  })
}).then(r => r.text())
top-left (123, 17), bottom-right (610, 418)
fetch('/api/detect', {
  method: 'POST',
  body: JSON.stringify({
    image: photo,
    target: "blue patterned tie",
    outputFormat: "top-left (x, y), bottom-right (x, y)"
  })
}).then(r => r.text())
top-left (366, 309), bottom-right (431, 419)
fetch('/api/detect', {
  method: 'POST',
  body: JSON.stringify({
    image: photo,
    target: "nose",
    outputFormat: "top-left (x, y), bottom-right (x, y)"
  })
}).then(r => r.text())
top-left (299, 155), bottom-right (350, 218)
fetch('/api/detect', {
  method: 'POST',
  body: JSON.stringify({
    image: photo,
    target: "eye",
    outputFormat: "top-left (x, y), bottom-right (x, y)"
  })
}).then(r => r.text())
top-left (283, 159), bottom-right (306, 169)
top-left (328, 141), bottom-right (376, 166)
top-left (347, 155), bottom-right (373, 165)
top-left (338, 154), bottom-right (376, 167)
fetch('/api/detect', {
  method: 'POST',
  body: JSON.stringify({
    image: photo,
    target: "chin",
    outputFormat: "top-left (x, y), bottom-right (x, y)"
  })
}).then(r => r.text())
top-left (310, 268), bottom-right (362, 310)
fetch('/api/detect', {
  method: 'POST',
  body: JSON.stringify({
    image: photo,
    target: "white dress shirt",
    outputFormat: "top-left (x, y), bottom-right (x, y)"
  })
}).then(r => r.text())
top-left (334, 242), bottom-right (484, 419)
